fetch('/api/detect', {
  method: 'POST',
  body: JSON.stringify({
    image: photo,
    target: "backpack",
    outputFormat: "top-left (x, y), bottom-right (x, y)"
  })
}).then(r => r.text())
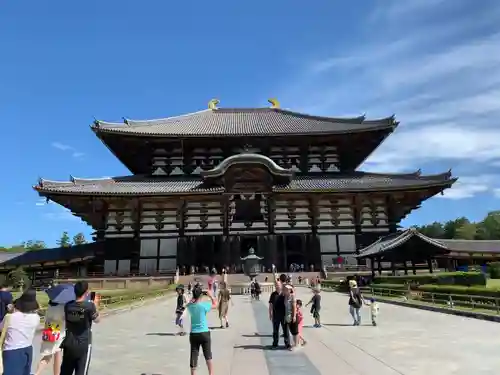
top-left (42, 322), bottom-right (61, 343)
top-left (350, 289), bottom-right (362, 308)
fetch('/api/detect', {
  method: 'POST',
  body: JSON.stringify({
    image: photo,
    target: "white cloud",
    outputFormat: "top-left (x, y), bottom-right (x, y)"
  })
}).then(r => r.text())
top-left (51, 142), bottom-right (85, 159)
top-left (281, 0), bottom-right (500, 200)
top-left (439, 175), bottom-right (498, 200)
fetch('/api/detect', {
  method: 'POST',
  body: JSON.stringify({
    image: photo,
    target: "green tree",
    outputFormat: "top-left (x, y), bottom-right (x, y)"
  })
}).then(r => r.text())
top-left (476, 211), bottom-right (500, 240)
top-left (7, 267), bottom-right (28, 291)
top-left (418, 222), bottom-right (445, 238)
top-left (23, 240), bottom-right (47, 250)
top-left (57, 231), bottom-right (71, 247)
top-left (455, 222), bottom-right (477, 240)
top-left (72, 233), bottom-right (87, 246)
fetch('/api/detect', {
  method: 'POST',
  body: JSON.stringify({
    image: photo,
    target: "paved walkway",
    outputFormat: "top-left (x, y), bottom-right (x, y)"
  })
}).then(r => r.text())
top-left (33, 289), bottom-right (500, 375)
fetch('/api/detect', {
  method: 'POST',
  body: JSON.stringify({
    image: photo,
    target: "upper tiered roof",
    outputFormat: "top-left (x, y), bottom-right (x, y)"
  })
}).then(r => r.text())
top-left (92, 104), bottom-right (397, 137)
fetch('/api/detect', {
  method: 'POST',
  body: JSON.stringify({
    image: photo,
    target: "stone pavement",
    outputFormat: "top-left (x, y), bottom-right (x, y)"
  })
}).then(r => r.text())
top-left (33, 288), bottom-right (500, 375)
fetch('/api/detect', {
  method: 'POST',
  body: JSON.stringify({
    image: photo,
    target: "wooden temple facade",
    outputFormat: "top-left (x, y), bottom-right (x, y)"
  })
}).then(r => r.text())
top-left (34, 99), bottom-right (457, 275)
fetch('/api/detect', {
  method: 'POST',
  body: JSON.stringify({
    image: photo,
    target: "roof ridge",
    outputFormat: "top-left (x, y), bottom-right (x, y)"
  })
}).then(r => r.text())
top-left (94, 109), bottom-right (212, 128)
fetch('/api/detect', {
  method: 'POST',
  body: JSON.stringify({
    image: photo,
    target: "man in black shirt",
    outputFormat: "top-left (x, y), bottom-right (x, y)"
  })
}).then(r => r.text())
top-left (60, 281), bottom-right (100, 375)
top-left (268, 282), bottom-right (290, 349)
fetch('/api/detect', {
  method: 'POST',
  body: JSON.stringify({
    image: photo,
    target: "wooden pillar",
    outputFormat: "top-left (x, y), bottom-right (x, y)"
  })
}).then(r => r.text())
top-left (282, 235), bottom-right (288, 271)
top-left (391, 260), bottom-right (396, 276)
top-left (267, 234), bottom-right (278, 271)
top-left (370, 257), bottom-right (376, 279)
top-left (130, 199), bottom-right (142, 274)
top-left (403, 260), bottom-right (408, 275)
top-left (377, 256), bottom-right (382, 275)
top-left (427, 257), bottom-right (433, 273)
top-left (411, 259), bottom-right (417, 275)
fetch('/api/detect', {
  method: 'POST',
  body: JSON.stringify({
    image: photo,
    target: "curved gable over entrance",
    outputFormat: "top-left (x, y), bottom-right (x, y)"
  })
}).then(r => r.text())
top-left (201, 153), bottom-right (293, 192)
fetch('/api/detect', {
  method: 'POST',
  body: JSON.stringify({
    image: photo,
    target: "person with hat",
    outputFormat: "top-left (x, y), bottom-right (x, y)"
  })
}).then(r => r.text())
top-left (348, 279), bottom-right (365, 326)
top-left (0, 288), bottom-right (40, 375)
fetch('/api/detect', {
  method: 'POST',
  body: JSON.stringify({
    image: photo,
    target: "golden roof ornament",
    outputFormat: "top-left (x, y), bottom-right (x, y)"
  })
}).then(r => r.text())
top-left (208, 99), bottom-right (220, 110)
top-left (268, 98), bottom-right (280, 109)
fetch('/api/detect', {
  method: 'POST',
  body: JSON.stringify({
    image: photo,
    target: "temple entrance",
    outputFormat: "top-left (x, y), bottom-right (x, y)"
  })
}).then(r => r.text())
top-left (276, 235), bottom-right (307, 271)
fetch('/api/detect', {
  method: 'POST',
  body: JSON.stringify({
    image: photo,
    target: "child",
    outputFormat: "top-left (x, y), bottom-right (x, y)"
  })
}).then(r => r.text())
top-left (296, 299), bottom-right (307, 346)
top-left (175, 285), bottom-right (188, 335)
top-left (187, 282), bottom-right (192, 295)
top-left (306, 287), bottom-right (322, 327)
top-left (369, 297), bottom-right (379, 326)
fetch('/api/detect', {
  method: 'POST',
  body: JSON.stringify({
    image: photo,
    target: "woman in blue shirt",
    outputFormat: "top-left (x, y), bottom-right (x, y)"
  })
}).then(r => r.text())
top-left (187, 285), bottom-right (216, 375)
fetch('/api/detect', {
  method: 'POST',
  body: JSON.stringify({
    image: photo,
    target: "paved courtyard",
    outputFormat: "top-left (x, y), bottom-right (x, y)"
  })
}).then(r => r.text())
top-left (34, 288), bottom-right (500, 375)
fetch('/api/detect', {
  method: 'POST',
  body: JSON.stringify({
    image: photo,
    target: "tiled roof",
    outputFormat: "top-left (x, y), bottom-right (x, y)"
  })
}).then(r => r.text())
top-left (0, 244), bottom-right (96, 268)
top-left (92, 108), bottom-right (398, 137)
top-left (0, 252), bottom-right (26, 264)
top-left (34, 171), bottom-right (456, 196)
top-left (356, 229), bottom-right (500, 258)
top-left (356, 228), bottom-right (450, 258)
top-left (438, 239), bottom-right (500, 254)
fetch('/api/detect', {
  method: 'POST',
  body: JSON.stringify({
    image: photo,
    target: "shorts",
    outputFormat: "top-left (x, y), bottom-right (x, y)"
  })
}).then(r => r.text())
top-left (189, 331), bottom-right (212, 368)
top-left (288, 321), bottom-right (299, 336)
top-left (312, 309), bottom-right (321, 319)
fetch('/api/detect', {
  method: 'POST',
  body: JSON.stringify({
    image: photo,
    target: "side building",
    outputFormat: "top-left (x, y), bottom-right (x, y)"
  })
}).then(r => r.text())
top-left (33, 99), bottom-right (457, 275)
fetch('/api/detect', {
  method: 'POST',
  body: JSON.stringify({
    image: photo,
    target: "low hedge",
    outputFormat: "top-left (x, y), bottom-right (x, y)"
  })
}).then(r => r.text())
top-left (373, 272), bottom-right (487, 286)
top-left (488, 262), bottom-right (500, 279)
top-left (37, 286), bottom-right (174, 317)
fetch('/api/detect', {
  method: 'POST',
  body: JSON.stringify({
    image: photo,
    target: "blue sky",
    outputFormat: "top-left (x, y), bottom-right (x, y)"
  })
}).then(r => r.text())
top-left (1, 0), bottom-right (500, 247)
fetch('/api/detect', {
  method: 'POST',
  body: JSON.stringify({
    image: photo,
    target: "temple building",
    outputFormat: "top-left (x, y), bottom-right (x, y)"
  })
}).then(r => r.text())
top-left (33, 99), bottom-right (457, 275)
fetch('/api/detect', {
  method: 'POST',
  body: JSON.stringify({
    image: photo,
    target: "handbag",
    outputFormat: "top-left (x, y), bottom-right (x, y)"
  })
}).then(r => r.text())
top-left (0, 314), bottom-right (12, 373)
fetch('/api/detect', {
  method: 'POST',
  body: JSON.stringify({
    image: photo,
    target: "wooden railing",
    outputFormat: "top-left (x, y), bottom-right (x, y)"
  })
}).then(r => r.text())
top-left (364, 285), bottom-right (500, 314)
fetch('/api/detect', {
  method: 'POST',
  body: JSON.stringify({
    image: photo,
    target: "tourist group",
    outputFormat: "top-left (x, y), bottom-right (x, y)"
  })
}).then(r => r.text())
top-left (0, 281), bottom-right (99, 375)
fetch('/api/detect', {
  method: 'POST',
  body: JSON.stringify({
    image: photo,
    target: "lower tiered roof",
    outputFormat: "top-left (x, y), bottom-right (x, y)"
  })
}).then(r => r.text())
top-left (34, 171), bottom-right (456, 196)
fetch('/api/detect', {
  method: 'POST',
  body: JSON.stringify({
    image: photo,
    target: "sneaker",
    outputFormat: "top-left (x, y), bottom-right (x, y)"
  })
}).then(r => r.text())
top-left (271, 345), bottom-right (278, 350)
top-left (226, 322), bottom-right (229, 328)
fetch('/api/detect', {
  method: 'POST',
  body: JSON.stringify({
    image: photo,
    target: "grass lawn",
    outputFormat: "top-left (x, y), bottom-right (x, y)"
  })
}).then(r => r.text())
top-left (11, 285), bottom-right (174, 309)
top-left (487, 279), bottom-right (500, 288)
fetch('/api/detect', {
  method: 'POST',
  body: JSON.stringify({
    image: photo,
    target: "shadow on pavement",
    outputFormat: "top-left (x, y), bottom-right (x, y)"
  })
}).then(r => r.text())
top-left (241, 333), bottom-right (273, 338)
top-left (145, 332), bottom-right (178, 336)
top-left (234, 344), bottom-right (285, 351)
top-left (321, 323), bottom-right (373, 327)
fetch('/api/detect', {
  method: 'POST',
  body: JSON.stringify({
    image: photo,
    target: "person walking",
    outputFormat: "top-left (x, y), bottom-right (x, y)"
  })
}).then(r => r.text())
top-left (175, 285), bottom-right (188, 336)
top-left (0, 288), bottom-right (40, 375)
top-left (217, 282), bottom-right (231, 328)
top-left (306, 287), bottom-right (322, 328)
top-left (187, 286), bottom-right (216, 375)
top-left (60, 281), bottom-right (100, 375)
top-left (348, 279), bottom-right (365, 326)
top-left (268, 282), bottom-right (290, 350)
top-left (34, 284), bottom-right (76, 375)
top-left (283, 284), bottom-right (298, 350)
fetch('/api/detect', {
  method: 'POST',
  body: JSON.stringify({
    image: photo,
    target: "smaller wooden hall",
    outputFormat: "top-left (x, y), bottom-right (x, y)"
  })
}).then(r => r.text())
top-left (356, 228), bottom-right (500, 277)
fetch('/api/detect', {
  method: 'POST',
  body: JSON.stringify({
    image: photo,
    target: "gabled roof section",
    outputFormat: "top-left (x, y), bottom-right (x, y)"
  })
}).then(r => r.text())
top-left (33, 170), bottom-right (456, 196)
top-left (91, 107), bottom-right (398, 137)
top-left (356, 228), bottom-right (450, 258)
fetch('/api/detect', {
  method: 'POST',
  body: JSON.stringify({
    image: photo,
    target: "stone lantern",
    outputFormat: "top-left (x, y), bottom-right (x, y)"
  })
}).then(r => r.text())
top-left (241, 247), bottom-right (263, 281)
